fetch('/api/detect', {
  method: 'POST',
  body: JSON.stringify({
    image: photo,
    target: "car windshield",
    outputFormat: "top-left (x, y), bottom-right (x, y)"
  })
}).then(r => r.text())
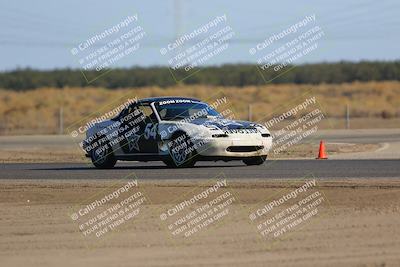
top-left (155, 101), bottom-right (222, 121)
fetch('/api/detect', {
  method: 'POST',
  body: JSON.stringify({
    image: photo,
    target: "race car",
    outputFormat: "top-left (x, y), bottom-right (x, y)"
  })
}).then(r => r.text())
top-left (82, 97), bottom-right (272, 168)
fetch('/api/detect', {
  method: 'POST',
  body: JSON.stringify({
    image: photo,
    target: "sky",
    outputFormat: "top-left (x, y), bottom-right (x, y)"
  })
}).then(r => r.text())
top-left (0, 0), bottom-right (399, 71)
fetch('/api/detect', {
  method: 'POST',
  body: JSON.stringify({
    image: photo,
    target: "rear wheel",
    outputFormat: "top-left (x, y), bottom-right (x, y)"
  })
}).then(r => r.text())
top-left (90, 140), bottom-right (117, 169)
top-left (164, 132), bottom-right (196, 168)
top-left (243, 155), bottom-right (267, 166)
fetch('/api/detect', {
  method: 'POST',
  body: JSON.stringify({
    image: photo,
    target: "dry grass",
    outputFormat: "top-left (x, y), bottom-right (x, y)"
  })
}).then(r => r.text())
top-left (0, 81), bottom-right (399, 134)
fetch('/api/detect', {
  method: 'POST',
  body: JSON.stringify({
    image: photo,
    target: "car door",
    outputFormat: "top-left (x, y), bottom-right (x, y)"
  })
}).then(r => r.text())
top-left (138, 104), bottom-right (159, 153)
top-left (118, 103), bottom-right (159, 154)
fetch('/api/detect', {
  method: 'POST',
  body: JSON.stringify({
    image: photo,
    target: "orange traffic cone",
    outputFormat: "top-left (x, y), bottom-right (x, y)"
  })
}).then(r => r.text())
top-left (316, 140), bottom-right (328, 159)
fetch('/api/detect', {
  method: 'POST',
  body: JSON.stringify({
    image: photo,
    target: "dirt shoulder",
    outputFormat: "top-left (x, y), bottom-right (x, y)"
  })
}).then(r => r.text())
top-left (1, 178), bottom-right (399, 267)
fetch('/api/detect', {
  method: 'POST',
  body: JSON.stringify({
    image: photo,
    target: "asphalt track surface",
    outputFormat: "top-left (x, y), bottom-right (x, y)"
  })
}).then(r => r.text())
top-left (1, 160), bottom-right (399, 180)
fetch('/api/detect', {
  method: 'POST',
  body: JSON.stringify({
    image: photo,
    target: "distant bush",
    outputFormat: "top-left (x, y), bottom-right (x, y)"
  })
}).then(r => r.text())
top-left (1, 61), bottom-right (399, 90)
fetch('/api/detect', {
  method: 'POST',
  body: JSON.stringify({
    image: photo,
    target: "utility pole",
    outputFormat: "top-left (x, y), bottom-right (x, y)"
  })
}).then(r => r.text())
top-left (345, 104), bottom-right (350, 129)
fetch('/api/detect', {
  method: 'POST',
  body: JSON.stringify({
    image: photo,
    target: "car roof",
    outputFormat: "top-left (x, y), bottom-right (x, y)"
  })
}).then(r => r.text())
top-left (138, 96), bottom-right (201, 104)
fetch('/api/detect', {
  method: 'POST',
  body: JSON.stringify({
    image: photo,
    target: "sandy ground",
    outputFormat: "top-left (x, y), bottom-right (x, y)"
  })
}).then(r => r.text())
top-left (1, 179), bottom-right (400, 267)
top-left (329, 142), bottom-right (400, 160)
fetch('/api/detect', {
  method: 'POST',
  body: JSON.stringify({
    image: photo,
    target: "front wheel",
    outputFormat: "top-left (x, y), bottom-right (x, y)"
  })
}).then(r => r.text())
top-left (243, 155), bottom-right (267, 166)
top-left (164, 132), bottom-right (196, 168)
top-left (90, 141), bottom-right (117, 169)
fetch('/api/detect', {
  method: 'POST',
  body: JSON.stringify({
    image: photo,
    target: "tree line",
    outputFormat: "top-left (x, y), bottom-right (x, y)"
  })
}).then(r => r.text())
top-left (1, 61), bottom-right (399, 90)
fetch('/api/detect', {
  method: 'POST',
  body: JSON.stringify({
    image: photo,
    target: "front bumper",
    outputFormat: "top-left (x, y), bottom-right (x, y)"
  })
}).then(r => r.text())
top-left (194, 134), bottom-right (272, 158)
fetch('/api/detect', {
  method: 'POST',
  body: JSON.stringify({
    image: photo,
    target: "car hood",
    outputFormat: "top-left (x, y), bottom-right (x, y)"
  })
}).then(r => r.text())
top-left (189, 118), bottom-right (257, 130)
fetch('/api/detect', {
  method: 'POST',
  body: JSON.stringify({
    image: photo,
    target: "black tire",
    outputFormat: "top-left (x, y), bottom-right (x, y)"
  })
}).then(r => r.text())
top-left (162, 158), bottom-right (177, 168)
top-left (164, 132), bottom-right (196, 168)
top-left (243, 155), bottom-right (267, 166)
top-left (90, 139), bottom-right (117, 169)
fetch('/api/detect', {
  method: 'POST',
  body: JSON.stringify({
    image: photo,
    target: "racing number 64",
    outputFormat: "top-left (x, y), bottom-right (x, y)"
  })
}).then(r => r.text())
top-left (144, 124), bottom-right (157, 140)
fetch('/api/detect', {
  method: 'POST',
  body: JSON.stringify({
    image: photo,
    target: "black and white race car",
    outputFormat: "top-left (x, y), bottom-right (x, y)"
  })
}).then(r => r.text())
top-left (82, 97), bottom-right (272, 168)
